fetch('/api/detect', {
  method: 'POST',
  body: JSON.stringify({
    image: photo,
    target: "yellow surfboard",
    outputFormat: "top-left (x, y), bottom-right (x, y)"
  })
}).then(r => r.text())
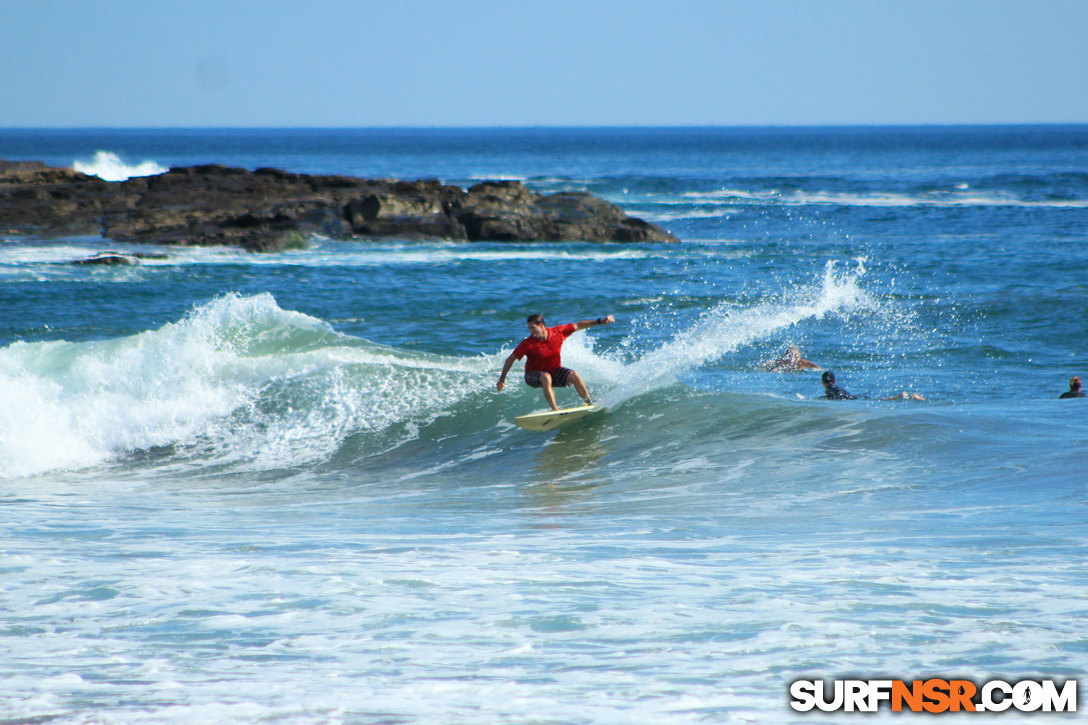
top-left (514, 404), bottom-right (603, 431)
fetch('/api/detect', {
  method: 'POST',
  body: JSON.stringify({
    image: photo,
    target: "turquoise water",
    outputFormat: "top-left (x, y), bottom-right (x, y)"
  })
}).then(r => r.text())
top-left (1, 128), bottom-right (1086, 722)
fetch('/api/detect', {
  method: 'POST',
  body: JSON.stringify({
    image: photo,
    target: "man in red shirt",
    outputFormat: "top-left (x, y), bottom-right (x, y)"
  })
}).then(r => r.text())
top-left (496, 312), bottom-right (615, 410)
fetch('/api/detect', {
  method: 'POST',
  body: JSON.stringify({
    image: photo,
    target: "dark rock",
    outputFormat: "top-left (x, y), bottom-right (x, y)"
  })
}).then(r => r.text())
top-left (0, 159), bottom-right (677, 251)
top-left (72, 252), bottom-right (139, 266)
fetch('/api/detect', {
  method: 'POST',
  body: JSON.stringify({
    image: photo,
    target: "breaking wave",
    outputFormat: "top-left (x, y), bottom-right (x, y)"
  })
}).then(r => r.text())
top-left (73, 151), bottom-right (167, 181)
top-left (0, 262), bottom-right (878, 479)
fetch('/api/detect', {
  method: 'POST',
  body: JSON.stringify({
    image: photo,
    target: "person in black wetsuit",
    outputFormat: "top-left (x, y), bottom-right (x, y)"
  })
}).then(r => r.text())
top-left (820, 371), bottom-right (858, 400)
top-left (1060, 376), bottom-right (1085, 399)
top-left (820, 371), bottom-right (926, 401)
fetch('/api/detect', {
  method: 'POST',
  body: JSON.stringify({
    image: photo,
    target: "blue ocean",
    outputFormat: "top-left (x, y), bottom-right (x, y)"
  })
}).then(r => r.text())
top-left (1, 127), bottom-right (1085, 723)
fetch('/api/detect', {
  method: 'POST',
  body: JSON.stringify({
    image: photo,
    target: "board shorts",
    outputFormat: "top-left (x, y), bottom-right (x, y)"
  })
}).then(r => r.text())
top-left (525, 367), bottom-right (574, 388)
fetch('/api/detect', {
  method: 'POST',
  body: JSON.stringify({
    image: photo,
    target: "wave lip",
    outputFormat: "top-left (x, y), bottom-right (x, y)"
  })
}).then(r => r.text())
top-left (73, 151), bottom-right (167, 181)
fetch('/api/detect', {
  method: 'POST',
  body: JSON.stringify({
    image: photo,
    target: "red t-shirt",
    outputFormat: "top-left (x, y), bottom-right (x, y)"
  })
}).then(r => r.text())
top-left (512, 324), bottom-right (576, 373)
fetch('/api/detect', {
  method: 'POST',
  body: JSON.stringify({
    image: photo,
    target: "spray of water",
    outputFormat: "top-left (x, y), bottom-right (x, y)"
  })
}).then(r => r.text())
top-left (600, 260), bottom-right (873, 406)
top-left (73, 151), bottom-right (167, 181)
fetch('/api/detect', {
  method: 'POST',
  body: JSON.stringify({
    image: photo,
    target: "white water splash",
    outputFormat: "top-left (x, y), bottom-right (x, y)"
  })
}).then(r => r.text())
top-left (0, 294), bottom-right (488, 479)
top-left (600, 260), bottom-right (874, 407)
top-left (73, 151), bottom-right (167, 181)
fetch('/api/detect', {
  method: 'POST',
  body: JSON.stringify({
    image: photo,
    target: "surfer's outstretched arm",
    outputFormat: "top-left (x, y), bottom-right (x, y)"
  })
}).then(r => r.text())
top-left (571, 315), bottom-right (615, 332)
top-left (496, 352), bottom-right (517, 392)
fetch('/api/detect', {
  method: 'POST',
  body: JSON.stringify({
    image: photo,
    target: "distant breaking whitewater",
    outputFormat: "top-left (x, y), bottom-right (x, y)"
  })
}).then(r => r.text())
top-left (73, 150), bottom-right (167, 181)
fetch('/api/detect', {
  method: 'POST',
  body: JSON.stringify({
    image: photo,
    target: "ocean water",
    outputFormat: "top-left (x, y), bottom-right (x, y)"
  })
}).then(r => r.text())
top-left (0, 127), bottom-right (1086, 723)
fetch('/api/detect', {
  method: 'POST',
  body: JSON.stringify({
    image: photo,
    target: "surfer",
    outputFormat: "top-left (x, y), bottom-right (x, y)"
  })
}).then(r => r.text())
top-left (1060, 375), bottom-right (1085, 399)
top-left (764, 345), bottom-right (820, 372)
top-left (820, 371), bottom-right (858, 400)
top-left (496, 313), bottom-right (615, 410)
top-left (820, 371), bottom-right (926, 401)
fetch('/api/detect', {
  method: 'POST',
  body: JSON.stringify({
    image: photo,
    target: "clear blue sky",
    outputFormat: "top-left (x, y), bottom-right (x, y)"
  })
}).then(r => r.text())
top-left (2, 0), bottom-right (1086, 127)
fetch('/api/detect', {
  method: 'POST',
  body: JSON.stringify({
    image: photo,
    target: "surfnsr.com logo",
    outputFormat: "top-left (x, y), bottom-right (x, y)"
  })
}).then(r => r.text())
top-left (789, 678), bottom-right (1077, 714)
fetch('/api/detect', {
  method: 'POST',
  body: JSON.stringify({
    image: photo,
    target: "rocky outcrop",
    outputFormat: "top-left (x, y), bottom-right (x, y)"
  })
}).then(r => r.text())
top-left (0, 160), bottom-right (677, 251)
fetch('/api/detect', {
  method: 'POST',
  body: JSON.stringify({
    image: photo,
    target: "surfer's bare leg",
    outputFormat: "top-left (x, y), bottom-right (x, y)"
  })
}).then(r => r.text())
top-left (539, 372), bottom-right (559, 410)
top-left (568, 370), bottom-right (592, 405)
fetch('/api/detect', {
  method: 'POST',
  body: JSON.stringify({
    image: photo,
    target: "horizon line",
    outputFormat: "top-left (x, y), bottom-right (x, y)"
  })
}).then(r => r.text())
top-left (4, 122), bottom-right (1088, 132)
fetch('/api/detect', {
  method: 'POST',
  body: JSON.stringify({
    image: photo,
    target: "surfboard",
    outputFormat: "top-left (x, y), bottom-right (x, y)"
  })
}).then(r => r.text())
top-left (514, 404), bottom-right (602, 431)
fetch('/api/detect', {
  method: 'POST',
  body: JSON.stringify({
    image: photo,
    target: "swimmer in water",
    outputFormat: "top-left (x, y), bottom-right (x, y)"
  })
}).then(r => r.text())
top-left (764, 345), bottom-right (820, 372)
top-left (820, 371), bottom-right (858, 400)
top-left (820, 371), bottom-right (926, 401)
top-left (1060, 375), bottom-right (1085, 399)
